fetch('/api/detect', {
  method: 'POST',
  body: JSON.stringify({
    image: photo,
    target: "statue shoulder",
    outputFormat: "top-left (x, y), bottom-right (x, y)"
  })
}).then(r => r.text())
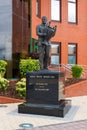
top-left (36, 24), bottom-right (42, 28)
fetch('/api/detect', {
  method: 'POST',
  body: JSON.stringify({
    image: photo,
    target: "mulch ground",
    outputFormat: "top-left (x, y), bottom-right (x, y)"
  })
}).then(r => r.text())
top-left (0, 80), bottom-right (25, 104)
top-left (64, 78), bottom-right (86, 86)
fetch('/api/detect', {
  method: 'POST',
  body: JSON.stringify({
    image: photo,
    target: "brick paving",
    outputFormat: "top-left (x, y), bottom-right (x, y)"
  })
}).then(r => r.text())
top-left (28, 120), bottom-right (87, 130)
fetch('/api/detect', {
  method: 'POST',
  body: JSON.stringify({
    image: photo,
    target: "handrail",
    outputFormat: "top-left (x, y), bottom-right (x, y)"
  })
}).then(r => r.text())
top-left (49, 64), bottom-right (87, 79)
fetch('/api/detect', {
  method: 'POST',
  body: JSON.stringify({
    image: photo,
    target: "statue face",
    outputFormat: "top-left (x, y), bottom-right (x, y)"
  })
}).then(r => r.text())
top-left (42, 16), bottom-right (47, 24)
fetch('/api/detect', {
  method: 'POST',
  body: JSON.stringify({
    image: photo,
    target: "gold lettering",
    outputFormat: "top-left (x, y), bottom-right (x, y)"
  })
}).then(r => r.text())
top-left (30, 76), bottom-right (35, 78)
top-left (36, 83), bottom-right (48, 85)
top-left (35, 88), bottom-right (49, 91)
top-left (43, 76), bottom-right (55, 78)
top-left (36, 76), bottom-right (42, 78)
top-left (51, 76), bottom-right (55, 78)
top-left (43, 76), bottom-right (50, 78)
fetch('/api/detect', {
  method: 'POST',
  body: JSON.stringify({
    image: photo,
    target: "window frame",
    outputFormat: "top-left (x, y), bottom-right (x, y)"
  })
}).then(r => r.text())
top-left (51, 0), bottom-right (61, 22)
top-left (68, 43), bottom-right (77, 64)
top-left (51, 42), bottom-right (61, 66)
top-left (68, 0), bottom-right (77, 24)
top-left (36, 0), bottom-right (41, 18)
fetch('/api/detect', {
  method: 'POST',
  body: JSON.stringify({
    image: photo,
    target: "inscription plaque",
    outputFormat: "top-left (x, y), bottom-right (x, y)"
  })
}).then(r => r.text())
top-left (26, 70), bottom-right (62, 105)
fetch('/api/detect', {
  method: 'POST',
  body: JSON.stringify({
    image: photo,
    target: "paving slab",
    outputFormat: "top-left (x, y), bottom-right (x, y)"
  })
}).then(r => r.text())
top-left (0, 96), bottom-right (87, 130)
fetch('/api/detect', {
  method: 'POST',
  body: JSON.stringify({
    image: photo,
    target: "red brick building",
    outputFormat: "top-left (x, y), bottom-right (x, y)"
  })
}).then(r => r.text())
top-left (0, 0), bottom-right (87, 77)
top-left (31, 0), bottom-right (87, 66)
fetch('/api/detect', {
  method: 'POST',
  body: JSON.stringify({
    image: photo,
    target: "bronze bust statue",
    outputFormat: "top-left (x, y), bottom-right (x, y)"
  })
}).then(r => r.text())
top-left (36, 16), bottom-right (57, 70)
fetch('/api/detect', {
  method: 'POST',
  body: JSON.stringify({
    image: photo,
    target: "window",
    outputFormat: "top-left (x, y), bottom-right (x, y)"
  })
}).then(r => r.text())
top-left (51, 43), bottom-right (61, 65)
top-left (68, 0), bottom-right (77, 23)
top-left (51, 0), bottom-right (61, 21)
top-left (68, 43), bottom-right (77, 64)
top-left (36, 0), bottom-right (41, 18)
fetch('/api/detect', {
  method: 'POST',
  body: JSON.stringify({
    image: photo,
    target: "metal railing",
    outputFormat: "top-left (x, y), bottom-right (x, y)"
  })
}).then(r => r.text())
top-left (49, 64), bottom-right (87, 79)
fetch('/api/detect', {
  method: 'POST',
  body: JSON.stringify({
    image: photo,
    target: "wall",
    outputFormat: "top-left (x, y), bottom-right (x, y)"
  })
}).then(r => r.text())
top-left (12, 0), bottom-right (30, 54)
top-left (12, 0), bottom-right (31, 77)
top-left (65, 79), bottom-right (87, 97)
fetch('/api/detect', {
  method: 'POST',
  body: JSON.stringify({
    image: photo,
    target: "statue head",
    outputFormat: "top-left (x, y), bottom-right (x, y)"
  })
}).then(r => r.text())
top-left (42, 16), bottom-right (47, 24)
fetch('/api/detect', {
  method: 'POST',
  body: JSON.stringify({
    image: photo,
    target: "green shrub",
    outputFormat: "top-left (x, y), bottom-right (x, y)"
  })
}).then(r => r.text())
top-left (16, 78), bottom-right (26, 97)
top-left (0, 76), bottom-right (9, 90)
top-left (71, 65), bottom-right (83, 78)
top-left (0, 60), bottom-right (7, 77)
top-left (19, 58), bottom-right (40, 78)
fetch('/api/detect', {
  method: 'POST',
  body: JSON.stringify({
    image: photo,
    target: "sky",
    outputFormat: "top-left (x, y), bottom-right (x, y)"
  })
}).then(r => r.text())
top-left (0, 0), bottom-right (11, 6)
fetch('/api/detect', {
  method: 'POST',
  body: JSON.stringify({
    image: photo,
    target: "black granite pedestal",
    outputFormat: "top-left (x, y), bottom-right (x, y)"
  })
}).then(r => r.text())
top-left (18, 70), bottom-right (71, 117)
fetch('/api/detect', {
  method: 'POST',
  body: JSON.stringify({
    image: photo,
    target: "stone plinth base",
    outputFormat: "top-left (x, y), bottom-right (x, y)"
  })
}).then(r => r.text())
top-left (18, 99), bottom-right (71, 117)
